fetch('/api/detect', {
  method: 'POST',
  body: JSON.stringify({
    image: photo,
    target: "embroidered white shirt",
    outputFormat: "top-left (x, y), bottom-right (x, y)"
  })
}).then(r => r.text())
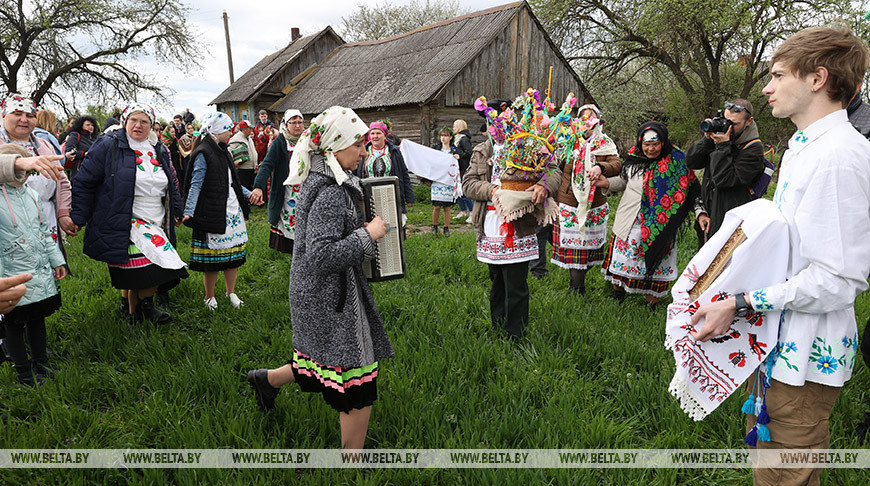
top-left (747, 110), bottom-right (870, 387)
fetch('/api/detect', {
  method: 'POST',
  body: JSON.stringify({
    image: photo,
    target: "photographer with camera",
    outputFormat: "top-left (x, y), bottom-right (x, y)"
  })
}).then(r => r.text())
top-left (686, 98), bottom-right (765, 244)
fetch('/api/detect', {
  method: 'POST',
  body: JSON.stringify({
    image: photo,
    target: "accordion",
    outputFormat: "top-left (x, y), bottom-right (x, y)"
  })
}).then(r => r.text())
top-left (360, 176), bottom-right (406, 282)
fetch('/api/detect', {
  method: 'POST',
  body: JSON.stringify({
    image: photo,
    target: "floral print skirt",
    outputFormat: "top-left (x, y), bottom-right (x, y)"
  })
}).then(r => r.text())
top-left (108, 242), bottom-right (189, 290)
top-left (107, 218), bottom-right (188, 289)
top-left (601, 218), bottom-right (676, 297)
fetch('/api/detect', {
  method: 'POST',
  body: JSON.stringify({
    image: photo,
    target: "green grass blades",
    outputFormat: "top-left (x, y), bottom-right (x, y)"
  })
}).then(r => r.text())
top-left (1, 204), bottom-right (868, 485)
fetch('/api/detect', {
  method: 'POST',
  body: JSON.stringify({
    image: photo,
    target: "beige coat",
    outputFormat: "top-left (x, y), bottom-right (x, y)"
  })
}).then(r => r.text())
top-left (603, 169), bottom-right (643, 241)
top-left (462, 140), bottom-right (562, 238)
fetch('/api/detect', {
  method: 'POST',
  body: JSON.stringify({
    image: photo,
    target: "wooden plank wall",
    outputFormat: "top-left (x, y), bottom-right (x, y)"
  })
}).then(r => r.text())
top-left (443, 8), bottom-right (591, 108)
top-left (268, 34), bottom-right (343, 95)
top-left (247, 33), bottom-right (343, 123)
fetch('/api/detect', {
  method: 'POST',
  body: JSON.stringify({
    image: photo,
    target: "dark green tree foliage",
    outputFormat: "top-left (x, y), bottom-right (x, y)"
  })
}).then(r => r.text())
top-left (0, 0), bottom-right (200, 113)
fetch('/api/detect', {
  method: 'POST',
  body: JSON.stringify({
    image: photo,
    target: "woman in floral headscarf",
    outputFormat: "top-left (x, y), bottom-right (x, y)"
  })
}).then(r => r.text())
top-left (182, 112), bottom-right (254, 311)
top-left (247, 106), bottom-right (393, 450)
top-left (249, 108), bottom-right (306, 254)
top-left (71, 102), bottom-right (187, 324)
top-left (593, 121), bottom-right (700, 309)
top-left (551, 105), bottom-right (621, 295)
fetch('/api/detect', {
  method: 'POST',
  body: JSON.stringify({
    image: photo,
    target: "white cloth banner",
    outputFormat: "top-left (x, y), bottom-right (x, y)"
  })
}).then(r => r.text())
top-left (665, 199), bottom-right (790, 421)
top-left (399, 140), bottom-right (462, 197)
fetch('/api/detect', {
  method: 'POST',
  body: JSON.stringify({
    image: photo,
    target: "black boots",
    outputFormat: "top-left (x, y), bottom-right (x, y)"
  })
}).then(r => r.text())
top-left (248, 369), bottom-right (280, 411)
top-left (134, 297), bottom-right (172, 325)
top-left (32, 358), bottom-right (55, 380)
top-left (14, 362), bottom-right (44, 387)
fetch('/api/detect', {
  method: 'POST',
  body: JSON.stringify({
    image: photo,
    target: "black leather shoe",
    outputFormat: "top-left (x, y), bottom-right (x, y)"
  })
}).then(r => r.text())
top-left (14, 363), bottom-right (43, 387)
top-left (136, 297), bottom-right (172, 325)
top-left (119, 296), bottom-right (129, 316)
top-left (611, 290), bottom-right (627, 303)
top-left (569, 285), bottom-right (586, 296)
top-left (248, 369), bottom-right (280, 411)
top-left (32, 359), bottom-right (55, 380)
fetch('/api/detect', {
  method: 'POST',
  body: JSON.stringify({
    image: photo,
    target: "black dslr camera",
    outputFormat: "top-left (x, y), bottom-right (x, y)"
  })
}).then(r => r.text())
top-left (700, 110), bottom-right (733, 133)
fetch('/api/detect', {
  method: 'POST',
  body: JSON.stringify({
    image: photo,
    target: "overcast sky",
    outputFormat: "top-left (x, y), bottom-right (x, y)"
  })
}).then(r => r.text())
top-left (149, 0), bottom-right (509, 121)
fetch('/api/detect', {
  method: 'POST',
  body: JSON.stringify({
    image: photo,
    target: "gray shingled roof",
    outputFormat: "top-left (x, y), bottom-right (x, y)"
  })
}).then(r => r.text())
top-left (270, 2), bottom-right (527, 113)
top-left (210, 28), bottom-right (333, 105)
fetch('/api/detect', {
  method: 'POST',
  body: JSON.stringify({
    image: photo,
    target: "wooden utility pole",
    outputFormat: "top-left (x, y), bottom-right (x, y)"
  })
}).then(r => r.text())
top-left (222, 11), bottom-right (235, 83)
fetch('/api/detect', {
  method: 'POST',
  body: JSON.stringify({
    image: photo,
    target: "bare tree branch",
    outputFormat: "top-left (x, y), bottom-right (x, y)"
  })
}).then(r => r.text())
top-left (0, 0), bottom-right (200, 114)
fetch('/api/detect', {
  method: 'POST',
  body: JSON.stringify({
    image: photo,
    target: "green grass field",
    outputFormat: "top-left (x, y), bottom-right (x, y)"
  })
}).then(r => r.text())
top-left (1, 198), bottom-right (868, 485)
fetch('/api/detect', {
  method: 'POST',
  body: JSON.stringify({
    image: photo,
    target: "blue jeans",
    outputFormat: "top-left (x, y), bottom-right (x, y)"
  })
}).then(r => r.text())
top-left (457, 196), bottom-right (473, 212)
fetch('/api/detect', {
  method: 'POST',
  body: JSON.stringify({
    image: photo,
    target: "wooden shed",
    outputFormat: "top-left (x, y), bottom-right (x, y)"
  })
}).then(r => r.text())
top-left (211, 27), bottom-right (344, 122)
top-left (268, 1), bottom-right (594, 146)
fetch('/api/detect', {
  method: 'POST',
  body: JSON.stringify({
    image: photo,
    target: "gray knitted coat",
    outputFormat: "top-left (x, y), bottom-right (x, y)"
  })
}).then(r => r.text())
top-left (289, 155), bottom-right (394, 368)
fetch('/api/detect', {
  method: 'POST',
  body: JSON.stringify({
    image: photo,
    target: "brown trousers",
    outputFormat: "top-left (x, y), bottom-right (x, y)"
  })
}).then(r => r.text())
top-left (745, 376), bottom-right (841, 486)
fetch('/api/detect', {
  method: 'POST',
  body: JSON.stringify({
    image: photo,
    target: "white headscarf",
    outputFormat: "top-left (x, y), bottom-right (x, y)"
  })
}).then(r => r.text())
top-left (284, 106), bottom-right (368, 187)
top-left (576, 104), bottom-right (601, 118)
top-left (120, 102), bottom-right (156, 125)
top-left (1, 93), bottom-right (37, 117)
top-left (199, 112), bottom-right (234, 138)
top-left (280, 108), bottom-right (304, 140)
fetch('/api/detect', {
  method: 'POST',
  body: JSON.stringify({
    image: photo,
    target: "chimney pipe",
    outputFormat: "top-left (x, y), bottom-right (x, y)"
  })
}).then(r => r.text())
top-left (291, 28), bottom-right (301, 41)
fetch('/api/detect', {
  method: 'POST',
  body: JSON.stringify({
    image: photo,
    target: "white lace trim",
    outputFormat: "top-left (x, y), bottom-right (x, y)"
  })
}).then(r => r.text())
top-left (668, 374), bottom-right (712, 422)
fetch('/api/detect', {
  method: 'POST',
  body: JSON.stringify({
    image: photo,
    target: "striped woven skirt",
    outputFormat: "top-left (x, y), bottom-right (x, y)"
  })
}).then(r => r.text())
top-left (291, 349), bottom-right (378, 413)
top-left (107, 243), bottom-right (189, 290)
top-left (189, 229), bottom-right (246, 272)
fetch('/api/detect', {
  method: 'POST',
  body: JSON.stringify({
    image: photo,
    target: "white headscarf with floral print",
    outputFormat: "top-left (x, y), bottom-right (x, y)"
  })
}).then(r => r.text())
top-left (284, 106), bottom-right (368, 187)
top-left (199, 112), bottom-right (234, 138)
top-left (1, 93), bottom-right (37, 117)
top-left (121, 102), bottom-right (156, 125)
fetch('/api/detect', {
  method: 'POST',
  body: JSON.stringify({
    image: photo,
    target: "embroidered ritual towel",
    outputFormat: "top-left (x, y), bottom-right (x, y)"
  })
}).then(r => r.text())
top-left (665, 199), bottom-right (789, 421)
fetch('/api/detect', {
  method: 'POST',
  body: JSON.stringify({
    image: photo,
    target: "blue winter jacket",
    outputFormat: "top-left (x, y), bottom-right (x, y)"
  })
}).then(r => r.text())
top-left (71, 128), bottom-right (182, 264)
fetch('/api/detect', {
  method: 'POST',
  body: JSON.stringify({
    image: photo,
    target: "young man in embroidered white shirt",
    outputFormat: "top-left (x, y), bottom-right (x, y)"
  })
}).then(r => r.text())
top-left (689, 26), bottom-right (870, 486)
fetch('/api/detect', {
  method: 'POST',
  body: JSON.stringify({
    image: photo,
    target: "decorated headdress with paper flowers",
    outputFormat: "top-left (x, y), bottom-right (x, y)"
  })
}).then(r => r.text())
top-left (475, 89), bottom-right (579, 184)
